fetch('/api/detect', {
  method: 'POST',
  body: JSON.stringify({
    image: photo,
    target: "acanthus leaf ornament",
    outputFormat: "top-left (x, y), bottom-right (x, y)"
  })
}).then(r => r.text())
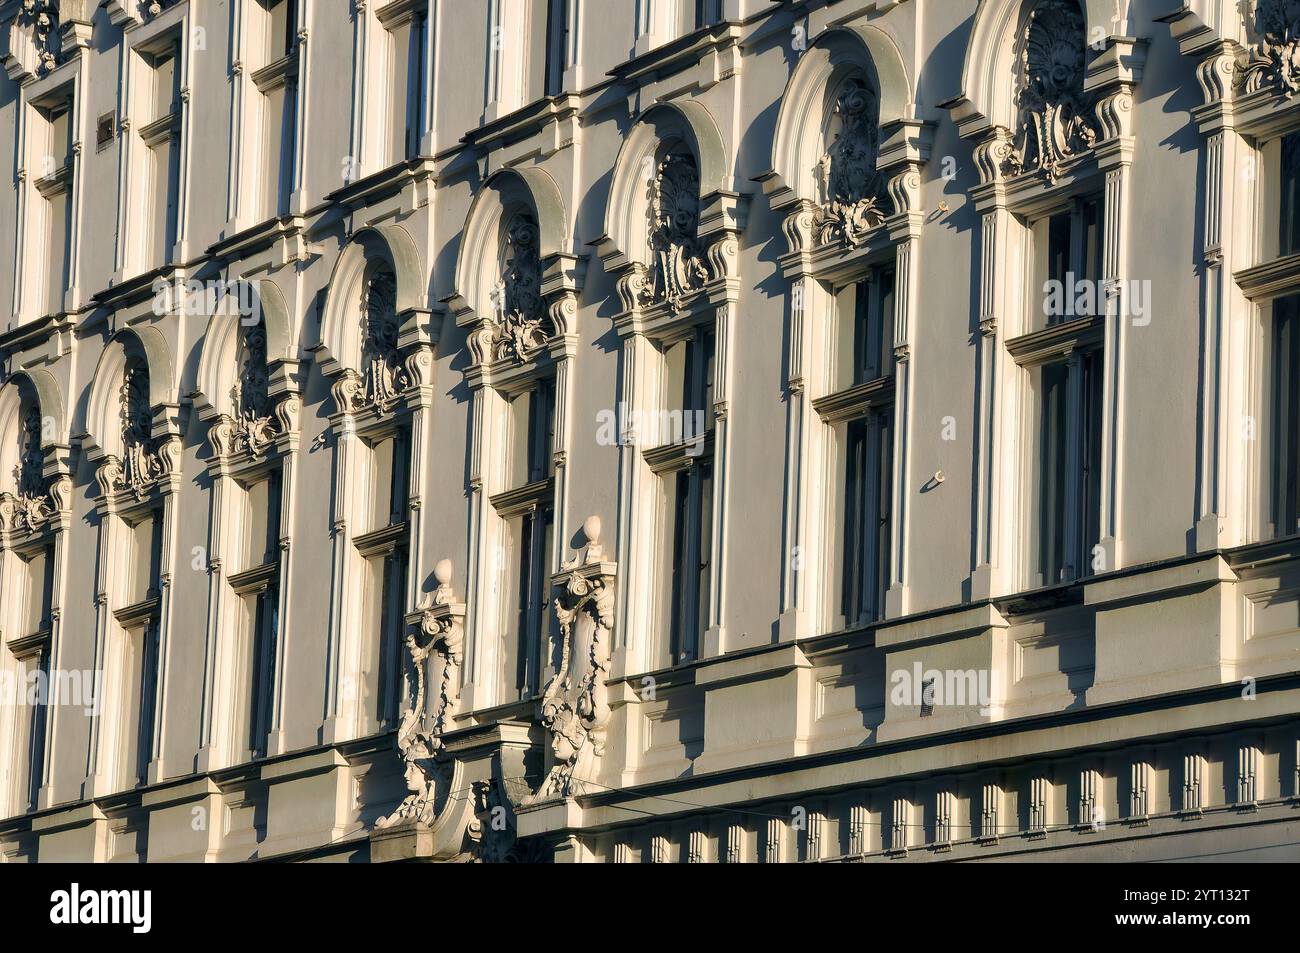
top-left (815, 79), bottom-right (891, 247)
top-left (1004, 0), bottom-right (1099, 183)
top-left (639, 150), bottom-right (711, 311)
top-left (1239, 0), bottom-right (1300, 95)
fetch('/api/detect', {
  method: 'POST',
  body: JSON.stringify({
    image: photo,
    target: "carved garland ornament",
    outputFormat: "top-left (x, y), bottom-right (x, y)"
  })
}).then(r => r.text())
top-left (375, 559), bottom-right (465, 829)
top-left (1240, 0), bottom-right (1300, 95)
top-left (1005, 0), bottom-right (1098, 182)
top-left (815, 78), bottom-right (891, 247)
top-left (639, 150), bottom-right (711, 311)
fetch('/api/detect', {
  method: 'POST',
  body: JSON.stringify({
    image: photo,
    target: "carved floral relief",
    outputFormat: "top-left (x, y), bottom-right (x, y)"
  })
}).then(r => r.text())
top-left (1240, 0), bottom-right (1300, 95)
top-left (17, 0), bottom-right (61, 76)
top-left (1005, 0), bottom-right (1098, 182)
top-left (639, 150), bottom-right (710, 310)
top-left (815, 78), bottom-right (890, 247)
top-left (0, 403), bottom-right (65, 534)
top-left (334, 266), bottom-right (412, 416)
top-left (211, 324), bottom-right (284, 460)
top-left (485, 211), bottom-right (551, 363)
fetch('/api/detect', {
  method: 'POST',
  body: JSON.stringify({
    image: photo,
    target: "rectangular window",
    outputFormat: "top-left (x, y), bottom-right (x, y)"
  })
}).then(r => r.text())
top-left (262, 0), bottom-right (297, 62)
top-left (841, 411), bottom-right (893, 626)
top-left (1272, 294), bottom-right (1300, 537)
top-left (130, 511), bottom-right (162, 606)
top-left (229, 469), bottom-right (282, 760)
top-left (1035, 197), bottom-right (1104, 326)
top-left (142, 42), bottom-right (181, 267)
top-left (36, 94), bottom-right (74, 317)
top-left (654, 330), bottom-right (715, 664)
top-left (241, 470), bottom-right (283, 572)
top-left (360, 543), bottom-right (406, 728)
top-left (367, 428), bottom-right (411, 532)
top-left (827, 267), bottom-right (896, 629)
top-left (511, 504), bottom-right (553, 698)
top-left (234, 585), bottom-right (277, 758)
top-left (22, 648), bottom-right (51, 810)
top-left (544, 0), bottom-right (569, 96)
top-left (355, 427), bottom-right (411, 732)
top-left (21, 545), bottom-right (54, 640)
top-left (386, 9), bottom-right (426, 163)
top-left (120, 617), bottom-right (160, 786)
top-left (252, 0), bottom-right (298, 221)
top-left (117, 508), bottom-right (163, 787)
top-left (12, 545), bottom-right (54, 810)
top-left (1280, 133), bottom-right (1300, 259)
top-left (496, 378), bottom-right (556, 701)
top-left (695, 0), bottom-right (721, 28)
top-left (836, 268), bottom-right (895, 389)
top-left (1031, 349), bottom-right (1103, 586)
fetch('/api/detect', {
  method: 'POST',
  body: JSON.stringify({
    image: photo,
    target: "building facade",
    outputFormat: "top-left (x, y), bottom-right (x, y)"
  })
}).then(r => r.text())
top-left (0, 0), bottom-right (1297, 863)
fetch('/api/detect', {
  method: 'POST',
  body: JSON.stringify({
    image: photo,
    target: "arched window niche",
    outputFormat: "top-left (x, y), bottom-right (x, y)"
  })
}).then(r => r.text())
top-left (758, 23), bottom-right (931, 637)
top-left (445, 165), bottom-right (585, 744)
top-left (315, 224), bottom-right (436, 747)
top-left (594, 98), bottom-right (744, 784)
top-left (81, 325), bottom-right (181, 797)
top-left (943, 0), bottom-right (1144, 603)
top-left (0, 367), bottom-right (70, 817)
top-left (191, 278), bottom-right (300, 767)
top-left (1161, 1), bottom-right (1300, 558)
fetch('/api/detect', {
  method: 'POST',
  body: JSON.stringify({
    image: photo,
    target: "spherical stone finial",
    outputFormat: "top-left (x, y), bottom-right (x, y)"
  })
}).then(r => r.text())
top-left (434, 558), bottom-right (454, 587)
top-left (583, 515), bottom-right (602, 546)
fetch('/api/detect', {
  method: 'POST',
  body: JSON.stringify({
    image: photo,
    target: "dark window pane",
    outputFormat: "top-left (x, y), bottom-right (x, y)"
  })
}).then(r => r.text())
top-left (1080, 349), bottom-right (1104, 574)
top-left (1081, 197), bottom-right (1104, 287)
top-left (1037, 362), bottom-right (1070, 585)
top-left (1274, 295), bottom-right (1300, 536)
top-left (1281, 134), bottom-right (1300, 257)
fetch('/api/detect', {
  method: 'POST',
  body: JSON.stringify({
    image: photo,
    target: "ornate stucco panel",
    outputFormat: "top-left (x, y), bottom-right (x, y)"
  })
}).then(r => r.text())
top-left (1005, 0), bottom-right (1099, 182)
top-left (1240, 0), bottom-right (1300, 94)
top-left (526, 516), bottom-right (616, 804)
top-left (640, 150), bottom-right (711, 311)
top-left (815, 79), bottom-right (891, 247)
